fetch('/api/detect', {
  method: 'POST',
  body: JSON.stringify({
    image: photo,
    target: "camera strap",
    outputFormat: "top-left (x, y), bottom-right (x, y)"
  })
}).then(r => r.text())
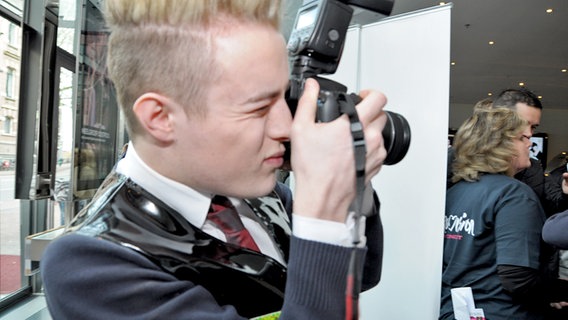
top-left (336, 92), bottom-right (368, 320)
top-left (338, 93), bottom-right (367, 224)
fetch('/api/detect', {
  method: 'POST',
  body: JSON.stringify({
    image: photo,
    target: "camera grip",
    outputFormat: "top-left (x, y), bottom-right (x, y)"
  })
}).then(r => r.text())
top-left (317, 90), bottom-right (343, 122)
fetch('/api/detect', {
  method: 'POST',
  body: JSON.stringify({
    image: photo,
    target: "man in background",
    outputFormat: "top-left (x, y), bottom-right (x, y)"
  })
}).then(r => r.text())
top-left (492, 88), bottom-right (568, 216)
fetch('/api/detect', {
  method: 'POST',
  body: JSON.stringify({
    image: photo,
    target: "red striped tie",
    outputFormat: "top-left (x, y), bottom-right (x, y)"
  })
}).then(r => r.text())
top-left (208, 196), bottom-right (260, 252)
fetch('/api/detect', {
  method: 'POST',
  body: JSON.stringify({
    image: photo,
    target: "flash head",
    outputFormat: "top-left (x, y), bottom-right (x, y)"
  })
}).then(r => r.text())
top-left (286, 0), bottom-right (410, 166)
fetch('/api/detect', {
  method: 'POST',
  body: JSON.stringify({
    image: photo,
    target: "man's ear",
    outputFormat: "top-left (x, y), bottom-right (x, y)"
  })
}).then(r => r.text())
top-left (132, 93), bottom-right (176, 143)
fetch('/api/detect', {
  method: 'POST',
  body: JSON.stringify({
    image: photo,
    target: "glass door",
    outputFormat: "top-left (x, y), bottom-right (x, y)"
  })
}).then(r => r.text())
top-left (0, 9), bottom-right (23, 300)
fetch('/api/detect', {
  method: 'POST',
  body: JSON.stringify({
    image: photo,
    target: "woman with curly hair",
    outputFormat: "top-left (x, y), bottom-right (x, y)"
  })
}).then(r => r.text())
top-left (440, 107), bottom-right (551, 319)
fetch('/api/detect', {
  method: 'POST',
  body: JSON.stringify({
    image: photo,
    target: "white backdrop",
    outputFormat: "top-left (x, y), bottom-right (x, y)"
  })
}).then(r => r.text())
top-left (327, 5), bottom-right (452, 319)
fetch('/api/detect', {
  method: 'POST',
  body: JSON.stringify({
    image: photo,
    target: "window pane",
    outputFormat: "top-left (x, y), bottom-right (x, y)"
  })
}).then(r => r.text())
top-left (53, 67), bottom-right (74, 227)
top-left (5, 69), bottom-right (13, 98)
top-left (8, 23), bottom-right (16, 46)
top-left (57, 0), bottom-right (77, 55)
top-left (0, 14), bottom-right (22, 299)
top-left (0, 0), bottom-right (23, 18)
top-left (3, 117), bottom-right (11, 134)
top-left (75, 1), bottom-right (118, 199)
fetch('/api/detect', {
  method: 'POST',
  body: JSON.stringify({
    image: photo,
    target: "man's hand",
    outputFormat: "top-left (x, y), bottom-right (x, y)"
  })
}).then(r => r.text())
top-left (291, 78), bottom-right (387, 222)
top-left (550, 301), bottom-right (568, 310)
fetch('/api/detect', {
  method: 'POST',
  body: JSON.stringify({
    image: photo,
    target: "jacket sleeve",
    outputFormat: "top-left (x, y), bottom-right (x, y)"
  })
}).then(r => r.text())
top-left (543, 210), bottom-right (568, 249)
top-left (42, 227), bottom-right (378, 320)
top-left (544, 169), bottom-right (568, 216)
top-left (274, 181), bottom-right (384, 292)
top-left (41, 234), bottom-right (249, 320)
top-left (281, 189), bottom-right (383, 319)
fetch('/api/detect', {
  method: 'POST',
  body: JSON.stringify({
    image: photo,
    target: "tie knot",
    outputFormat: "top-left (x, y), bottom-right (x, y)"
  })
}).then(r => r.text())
top-left (210, 195), bottom-right (233, 211)
top-left (208, 197), bottom-right (243, 231)
top-left (207, 195), bottom-right (260, 252)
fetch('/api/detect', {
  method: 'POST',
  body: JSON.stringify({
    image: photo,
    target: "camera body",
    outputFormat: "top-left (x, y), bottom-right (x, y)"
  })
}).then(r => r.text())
top-left (286, 0), bottom-right (410, 165)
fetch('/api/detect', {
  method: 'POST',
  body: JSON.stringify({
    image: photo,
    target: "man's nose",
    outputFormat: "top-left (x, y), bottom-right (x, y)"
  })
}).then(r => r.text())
top-left (268, 100), bottom-right (292, 140)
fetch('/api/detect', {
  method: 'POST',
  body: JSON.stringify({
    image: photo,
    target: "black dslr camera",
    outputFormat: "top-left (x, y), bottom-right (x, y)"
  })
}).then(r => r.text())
top-left (286, 0), bottom-right (410, 165)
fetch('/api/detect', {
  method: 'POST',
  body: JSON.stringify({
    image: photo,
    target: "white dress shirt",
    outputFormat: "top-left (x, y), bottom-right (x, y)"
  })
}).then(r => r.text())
top-left (115, 143), bottom-right (365, 266)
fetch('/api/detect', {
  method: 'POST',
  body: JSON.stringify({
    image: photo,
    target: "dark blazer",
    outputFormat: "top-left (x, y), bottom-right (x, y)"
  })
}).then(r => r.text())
top-left (41, 172), bottom-right (383, 319)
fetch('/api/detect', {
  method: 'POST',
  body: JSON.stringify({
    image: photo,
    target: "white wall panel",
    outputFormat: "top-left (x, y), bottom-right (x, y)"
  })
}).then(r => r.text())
top-left (317, 5), bottom-right (451, 319)
top-left (326, 5), bottom-right (452, 319)
top-left (358, 6), bottom-right (451, 319)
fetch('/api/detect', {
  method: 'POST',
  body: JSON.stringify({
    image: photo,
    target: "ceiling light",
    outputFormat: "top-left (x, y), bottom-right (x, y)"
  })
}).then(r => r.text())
top-left (562, 69), bottom-right (567, 73)
top-left (451, 61), bottom-right (456, 66)
top-left (546, 8), bottom-right (553, 13)
top-left (519, 82), bottom-right (525, 86)
top-left (487, 93), bottom-right (493, 96)
top-left (488, 41), bottom-right (495, 45)
top-left (538, 95), bottom-right (543, 99)
top-left (439, 2), bottom-right (446, 5)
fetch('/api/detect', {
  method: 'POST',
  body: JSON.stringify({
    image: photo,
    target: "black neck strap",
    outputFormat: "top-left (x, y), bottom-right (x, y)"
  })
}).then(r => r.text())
top-left (337, 92), bottom-right (367, 230)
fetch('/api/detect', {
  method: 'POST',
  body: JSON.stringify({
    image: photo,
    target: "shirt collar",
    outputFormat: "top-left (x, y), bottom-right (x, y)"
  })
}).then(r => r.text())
top-left (115, 142), bottom-right (211, 228)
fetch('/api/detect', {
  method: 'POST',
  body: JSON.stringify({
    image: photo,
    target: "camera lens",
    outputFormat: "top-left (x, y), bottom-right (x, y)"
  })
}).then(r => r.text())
top-left (382, 111), bottom-right (411, 165)
top-left (284, 87), bottom-right (411, 167)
